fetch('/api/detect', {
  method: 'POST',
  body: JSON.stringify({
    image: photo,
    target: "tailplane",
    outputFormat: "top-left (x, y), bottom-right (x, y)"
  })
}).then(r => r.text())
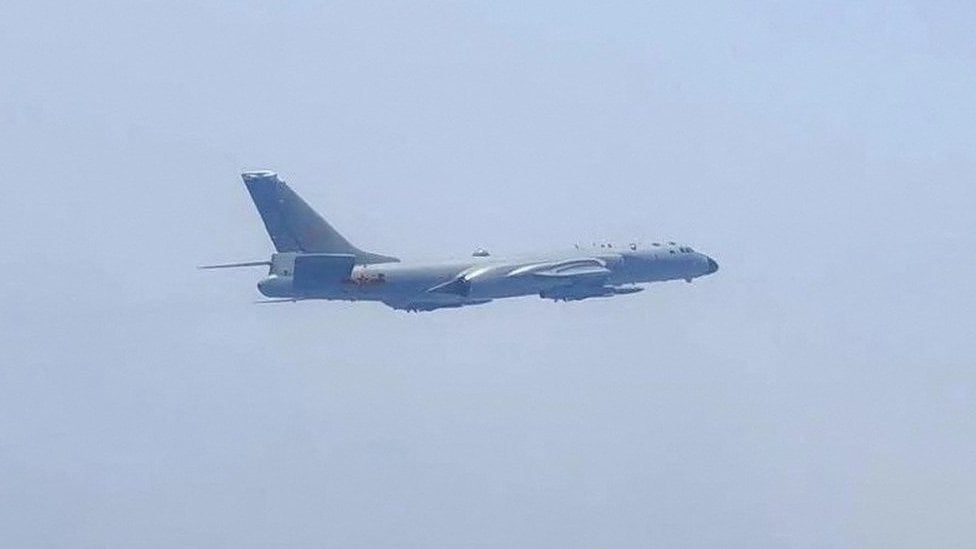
top-left (241, 171), bottom-right (399, 265)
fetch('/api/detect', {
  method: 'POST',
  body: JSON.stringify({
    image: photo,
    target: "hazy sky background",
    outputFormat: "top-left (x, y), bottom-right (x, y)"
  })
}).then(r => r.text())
top-left (2, 1), bottom-right (974, 547)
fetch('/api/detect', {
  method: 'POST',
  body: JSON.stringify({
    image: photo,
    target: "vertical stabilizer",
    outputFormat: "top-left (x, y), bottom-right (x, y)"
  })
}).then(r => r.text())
top-left (241, 171), bottom-right (399, 265)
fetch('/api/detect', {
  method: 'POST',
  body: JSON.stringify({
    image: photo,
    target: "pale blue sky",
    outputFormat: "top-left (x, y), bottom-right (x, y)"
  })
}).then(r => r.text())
top-left (1, 2), bottom-right (974, 547)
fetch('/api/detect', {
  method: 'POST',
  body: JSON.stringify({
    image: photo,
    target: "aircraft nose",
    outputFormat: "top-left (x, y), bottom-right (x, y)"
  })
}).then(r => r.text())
top-left (705, 256), bottom-right (719, 274)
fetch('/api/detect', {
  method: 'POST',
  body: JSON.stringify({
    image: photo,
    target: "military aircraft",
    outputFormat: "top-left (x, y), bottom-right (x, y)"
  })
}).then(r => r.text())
top-left (201, 171), bottom-right (718, 312)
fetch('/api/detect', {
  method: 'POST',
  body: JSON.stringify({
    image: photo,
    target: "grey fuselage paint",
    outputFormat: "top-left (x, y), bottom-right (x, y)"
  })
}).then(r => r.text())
top-left (256, 245), bottom-right (719, 311)
top-left (214, 171), bottom-right (719, 312)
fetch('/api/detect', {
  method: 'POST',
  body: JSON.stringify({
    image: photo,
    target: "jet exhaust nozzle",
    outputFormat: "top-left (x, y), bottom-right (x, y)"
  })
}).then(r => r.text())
top-left (257, 276), bottom-right (293, 298)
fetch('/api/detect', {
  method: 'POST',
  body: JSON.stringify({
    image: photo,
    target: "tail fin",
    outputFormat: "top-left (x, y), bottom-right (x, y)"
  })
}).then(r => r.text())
top-left (241, 171), bottom-right (399, 265)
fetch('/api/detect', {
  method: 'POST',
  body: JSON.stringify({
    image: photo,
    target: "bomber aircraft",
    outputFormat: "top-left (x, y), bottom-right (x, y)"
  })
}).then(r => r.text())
top-left (201, 171), bottom-right (719, 312)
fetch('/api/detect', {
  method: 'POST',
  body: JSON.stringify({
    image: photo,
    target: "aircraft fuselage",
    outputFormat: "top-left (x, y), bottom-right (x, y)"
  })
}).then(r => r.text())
top-left (257, 245), bottom-right (718, 312)
top-left (202, 171), bottom-right (719, 312)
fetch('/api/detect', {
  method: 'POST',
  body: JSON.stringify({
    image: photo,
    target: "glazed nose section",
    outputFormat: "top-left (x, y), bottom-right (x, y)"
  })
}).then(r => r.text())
top-left (705, 256), bottom-right (719, 274)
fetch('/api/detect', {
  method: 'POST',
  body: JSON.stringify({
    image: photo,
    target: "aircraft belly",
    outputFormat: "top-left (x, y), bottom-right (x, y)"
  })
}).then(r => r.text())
top-left (313, 264), bottom-right (469, 305)
top-left (467, 278), bottom-right (547, 299)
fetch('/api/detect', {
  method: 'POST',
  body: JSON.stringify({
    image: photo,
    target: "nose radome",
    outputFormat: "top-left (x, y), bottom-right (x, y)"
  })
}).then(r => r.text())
top-left (705, 257), bottom-right (719, 274)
